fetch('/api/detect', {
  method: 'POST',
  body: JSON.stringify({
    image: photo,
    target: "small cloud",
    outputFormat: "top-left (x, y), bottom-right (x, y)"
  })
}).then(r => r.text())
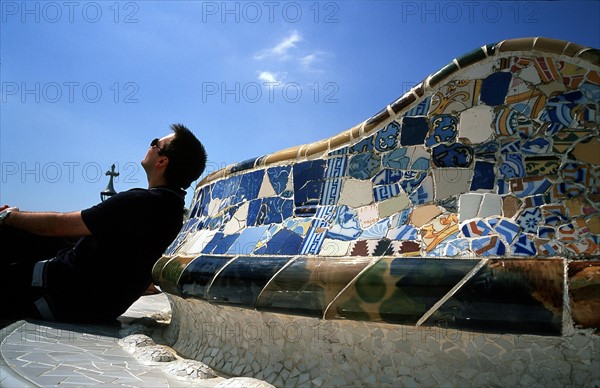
top-left (300, 54), bottom-right (316, 67)
top-left (255, 31), bottom-right (301, 60)
top-left (257, 71), bottom-right (286, 85)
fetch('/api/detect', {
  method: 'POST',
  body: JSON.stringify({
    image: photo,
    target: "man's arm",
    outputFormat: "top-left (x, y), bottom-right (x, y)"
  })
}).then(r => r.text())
top-left (2, 208), bottom-right (92, 237)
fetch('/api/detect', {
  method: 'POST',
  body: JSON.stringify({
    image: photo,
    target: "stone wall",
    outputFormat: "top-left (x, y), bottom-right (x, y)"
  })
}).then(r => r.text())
top-left (154, 37), bottom-right (600, 386)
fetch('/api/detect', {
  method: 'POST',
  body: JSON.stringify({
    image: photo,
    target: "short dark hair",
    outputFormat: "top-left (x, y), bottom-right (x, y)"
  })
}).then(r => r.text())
top-left (161, 124), bottom-right (207, 189)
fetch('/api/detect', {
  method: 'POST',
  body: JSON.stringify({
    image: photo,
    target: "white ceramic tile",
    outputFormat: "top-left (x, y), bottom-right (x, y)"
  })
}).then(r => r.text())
top-left (458, 105), bottom-right (495, 144)
top-left (338, 178), bottom-right (374, 208)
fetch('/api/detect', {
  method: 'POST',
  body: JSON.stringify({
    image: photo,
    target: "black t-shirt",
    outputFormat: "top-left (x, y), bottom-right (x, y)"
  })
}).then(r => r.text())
top-left (45, 186), bottom-right (185, 322)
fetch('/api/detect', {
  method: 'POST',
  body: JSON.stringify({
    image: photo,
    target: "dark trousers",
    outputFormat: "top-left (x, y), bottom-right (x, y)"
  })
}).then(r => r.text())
top-left (0, 226), bottom-right (73, 319)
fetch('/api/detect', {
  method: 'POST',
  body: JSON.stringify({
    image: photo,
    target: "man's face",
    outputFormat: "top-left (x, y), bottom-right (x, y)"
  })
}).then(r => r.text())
top-left (141, 133), bottom-right (174, 170)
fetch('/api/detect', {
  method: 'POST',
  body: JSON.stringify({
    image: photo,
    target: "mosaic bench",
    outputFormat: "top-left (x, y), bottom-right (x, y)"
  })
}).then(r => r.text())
top-left (153, 37), bottom-right (600, 387)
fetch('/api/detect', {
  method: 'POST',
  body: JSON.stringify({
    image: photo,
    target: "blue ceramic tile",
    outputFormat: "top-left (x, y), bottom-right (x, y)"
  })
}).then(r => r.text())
top-left (329, 146), bottom-right (348, 156)
top-left (500, 139), bottom-right (520, 154)
top-left (496, 179), bottom-right (510, 195)
top-left (400, 171), bottom-right (426, 194)
top-left (538, 226), bottom-right (556, 239)
top-left (227, 226), bottom-right (269, 255)
top-left (267, 166), bottom-right (291, 195)
top-left (409, 181), bottom-right (432, 205)
top-left (461, 219), bottom-right (493, 238)
top-left (348, 152), bottom-right (381, 180)
top-left (349, 135), bottom-right (374, 154)
top-left (470, 161), bottom-right (495, 191)
top-left (543, 207), bottom-right (569, 226)
top-left (373, 183), bottom-right (402, 202)
top-left (401, 116), bottom-right (429, 146)
top-left (431, 143), bottom-right (473, 168)
top-left (494, 219), bottom-right (520, 245)
top-left (253, 228), bottom-right (303, 255)
top-left (517, 208), bottom-right (542, 234)
top-left (361, 219), bottom-right (390, 239)
top-left (382, 148), bottom-right (409, 170)
top-left (411, 156), bottom-right (430, 171)
top-left (300, 214), bottom-right (330, 255)
top-left (510, 177), bottom-right (552, 197)
top-left (404, 96), bottom-right (431, 116)
top-left (522, 137), bottom-right (551, 154)
top-left (266, 197), bottom-right (294, 224)
top-left (480, 71), bottom-right (512, 105)
top-left (387, 224), bottom-right (418, 241)
top-left (202, 232), bottom-right (224, 254)
top-left (248, 197), bottom-right (293, 226)
top-left (235, 170), bottom-right (264, 203)
top-left (327, 205), bottom-right (362, 241)
top-left (473, 140), bottom-right (499, 159)
top-left (390, 208), bottom-right (412, 227)
top-left (445, 238), bottom-right (470, 256)
top-left (499, 153), bottom-right (526, 178)
top-left (539, 91), bottom-right (585, 126)
top-left (471, 236), bottom-right (506, 256)
top-left (425, 114), bottom-right (458, 147)
top-left (320, 156), bottom-right (347, 205)
top-left (179, 255), bottom-right (232, 299)
top-left (375, 121), bottom-right (401, 152)
top-left (512, 234), bottom-right (537, 256)
top-left (211, 233), bottom-right (240, 255)
top-left (372, 169), bottom-right (404, 185)
top-left (207, 256), bottom-right (291, 306)
top-left (294, 160), bottom-right (326, 208)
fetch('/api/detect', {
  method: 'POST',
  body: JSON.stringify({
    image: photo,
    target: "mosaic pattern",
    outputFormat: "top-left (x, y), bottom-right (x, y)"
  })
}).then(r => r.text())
top-left (155, 38), bottom-right (600, 335)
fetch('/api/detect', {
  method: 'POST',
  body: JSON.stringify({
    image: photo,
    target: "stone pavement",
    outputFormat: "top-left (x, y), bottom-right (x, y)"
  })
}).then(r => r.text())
top-left (0, 294), bottom-right (271, 387)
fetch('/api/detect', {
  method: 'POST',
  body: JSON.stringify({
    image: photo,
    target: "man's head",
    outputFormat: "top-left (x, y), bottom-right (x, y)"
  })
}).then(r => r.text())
top-left (142, 124), bottom-right (207, 189)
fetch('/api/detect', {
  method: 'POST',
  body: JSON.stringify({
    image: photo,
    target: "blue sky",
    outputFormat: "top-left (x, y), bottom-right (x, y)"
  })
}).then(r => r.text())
top-left (1, 0), bottom-right (599, 211)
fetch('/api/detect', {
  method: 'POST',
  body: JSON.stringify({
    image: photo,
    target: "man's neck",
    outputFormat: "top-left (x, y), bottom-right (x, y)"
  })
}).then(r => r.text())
top-left (147, 176), bottom-right (169, 189)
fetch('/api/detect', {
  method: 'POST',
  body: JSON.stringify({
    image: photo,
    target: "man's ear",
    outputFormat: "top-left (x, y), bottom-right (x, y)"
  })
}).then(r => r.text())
top-left (157, 156), bottom-right (169, 168)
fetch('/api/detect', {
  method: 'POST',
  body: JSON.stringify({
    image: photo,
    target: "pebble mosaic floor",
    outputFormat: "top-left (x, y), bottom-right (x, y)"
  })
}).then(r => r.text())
top-left (154, 37), bottom-right (599, 337)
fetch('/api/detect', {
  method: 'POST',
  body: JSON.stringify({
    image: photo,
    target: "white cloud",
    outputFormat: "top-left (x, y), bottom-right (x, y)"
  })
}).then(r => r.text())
top-left (254, 31), bottom-right (301, 60)
top-left (300, 54), bottom-right (316, 66)
top-left (257, 71), bottom-right (287, 85)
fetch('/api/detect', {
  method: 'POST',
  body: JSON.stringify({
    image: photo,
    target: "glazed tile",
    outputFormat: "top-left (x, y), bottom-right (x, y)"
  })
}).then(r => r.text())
top-left (433, 168), bottom-right (473, 200)
top-left (458, 105), bottom-right (495, 143)
top-left (338, 178), bottom-right (373, 208)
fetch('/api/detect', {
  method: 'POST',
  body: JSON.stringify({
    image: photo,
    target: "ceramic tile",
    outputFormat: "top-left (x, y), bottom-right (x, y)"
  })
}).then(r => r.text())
top-left (431, 143), bottom-right (474, 168)
top-left (425, 259), bottom-right (563, 335)
top-left (327, 258), bottom-right (478, 324)
top-left (429, 80), bottom-right (481, 115)
top-left (425, 114), bottom-right (458, 147)
top-left (207, 256), bottom-right (291, 306)
top-left (400, 117), bottom-right (429, 146)
top-left (179, 255), bottom-right (232, 299)
top-left (433, 168), bottom-right (473, 200)
top-left (470, 161), bottom-right (495, 191)
top-left (458, 105), bottom-right (495, 143)
top-left (458, 193), bottom-right (481, 221)
top-left (480, 71), bottom-right (512, 105)
top-left (256, 256), bottom-right (371, 317)
top-left (338, 178), bottom-right (373, 208)
top-left (568, 261), bottom-right (600, 331)
top-left (409, 204), bottom-right (443, 227)
top-left (374, 121), bottom-right (401, 152)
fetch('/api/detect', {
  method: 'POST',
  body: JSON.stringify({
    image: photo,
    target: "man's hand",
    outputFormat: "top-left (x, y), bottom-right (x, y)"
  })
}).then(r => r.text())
top-left (3, 208), bottom-right (92, 237)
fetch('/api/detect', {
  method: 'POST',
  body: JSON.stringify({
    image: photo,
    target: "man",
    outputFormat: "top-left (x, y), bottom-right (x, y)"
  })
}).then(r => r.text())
top-left (0, 124), bottom-right (207, 322)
